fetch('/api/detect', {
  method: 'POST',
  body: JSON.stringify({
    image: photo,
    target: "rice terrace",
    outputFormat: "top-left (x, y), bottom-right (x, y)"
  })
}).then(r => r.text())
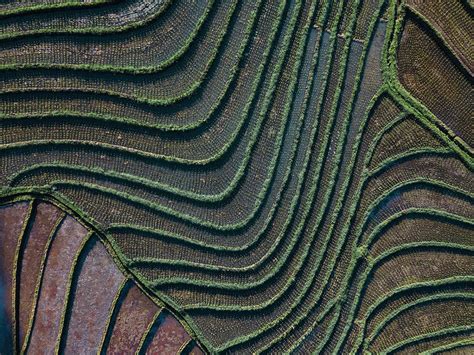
top-left (0, 0), bottom-right (473, 353)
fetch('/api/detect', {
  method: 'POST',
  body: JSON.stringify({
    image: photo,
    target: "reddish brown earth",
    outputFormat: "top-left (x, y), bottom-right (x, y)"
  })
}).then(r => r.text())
top-left (0, 198), bottom-right (204, 354)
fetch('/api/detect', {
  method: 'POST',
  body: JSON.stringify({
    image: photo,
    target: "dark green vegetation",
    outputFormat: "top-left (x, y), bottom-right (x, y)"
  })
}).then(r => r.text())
top-left (0, 0), bottom-right (473, 353)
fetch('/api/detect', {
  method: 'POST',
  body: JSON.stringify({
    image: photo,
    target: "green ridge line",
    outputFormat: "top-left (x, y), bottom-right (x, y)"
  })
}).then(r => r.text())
top-left (365, 292), bottom-right (474, 348)
top-left (351, 276), bottom-right (474, 353)
top-left (98, 278), bottom-right (130, 354)
top-left (2, 0), bottom-right (300, 242)
top-left (383, 1), bottom-right (473, 167)
top-left (303, 0), bottom-right (473, 351)
top-left (0, 0), bottom-right (116, 18)
top-left (382, 324), bottom-right (474, 354)
top-left (252, 2), bottom-right (387, 351)
top-left (0, 0), bottom-right (213, 74)
top-left (21, 211), bottom-right (66, 354)
top-left (0, 1), bottom-right (276, 134)
top-left (0, 1), bottom-right (244, 107)
top-left (0, 0), bottom-right (174, 40)
top-left (55, 231), bottom-right (94, 353)
top-left (420, 338), bottom-right (474, 355)
top-left (135, 308), bottom-right (163, 355)
top-left (11, 199), bottom-right (35, 354)
top-left (0, 0), bottom-right (472, 352)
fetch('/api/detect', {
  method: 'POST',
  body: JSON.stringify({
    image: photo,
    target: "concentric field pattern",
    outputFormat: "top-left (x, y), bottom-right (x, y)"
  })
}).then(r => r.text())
top-left (0, 0), bottom-right (473, 353)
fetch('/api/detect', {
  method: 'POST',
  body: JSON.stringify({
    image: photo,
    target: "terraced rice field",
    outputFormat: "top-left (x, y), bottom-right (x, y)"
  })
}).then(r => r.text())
top-left (0, 0), bottom-right (473, 353)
